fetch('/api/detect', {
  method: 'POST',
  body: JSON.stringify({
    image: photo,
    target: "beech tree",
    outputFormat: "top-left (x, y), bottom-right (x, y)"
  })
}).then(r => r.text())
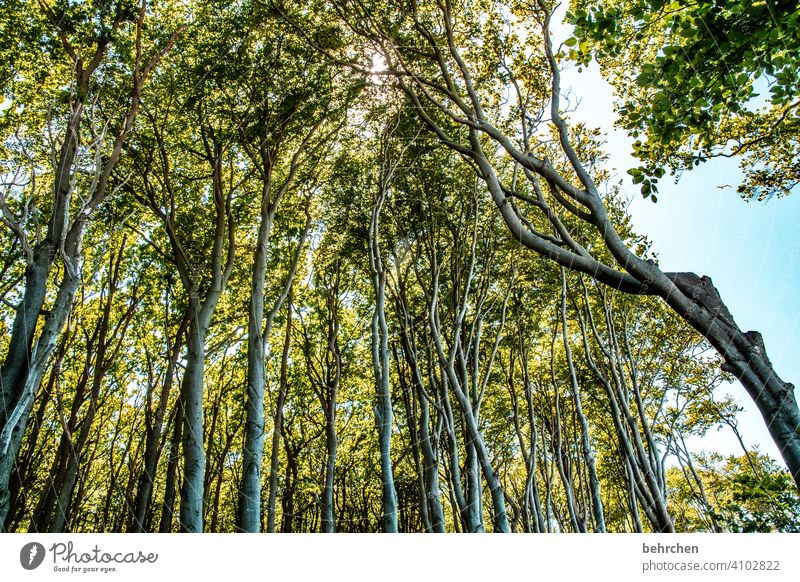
top-left (567, 0), bottom-right (800, 200)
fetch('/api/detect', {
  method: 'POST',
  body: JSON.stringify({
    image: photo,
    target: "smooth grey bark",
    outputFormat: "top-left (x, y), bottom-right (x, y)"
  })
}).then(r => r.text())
top-left (4, 337), bottom-right (63, 531)
top-left (508, 372), bottom-right (531, 531)
top-left (0, 256), bottom-right (81, 529)
top-left (0, 95), bottom-right (83, 426)
top-left (464, 437), bottom-right (483, 531)
top-left (547, 372), bottom-right (584, 533)
top-left (431, 305), bottom-right (509, 532)
top-left (416, 379), bottom-right (445, 532)
top-left (178, 315), bottom-right (210, 533)
top-left (396, 354), bottom-right (431, 531)
top-left (507, 348), bottom-right (546, 533)
top-left (440, 381), bottom-right (474, 531)
top-left (179, 271), bottom-right (232, 533)
top-left (240, 212), bottom-right (308, 532)
top-left (521, 352), bottom-right (547, 533)
top-left (322, 407), bottom-right (337, 533)
top-left (239, 126), bottom-right (315, 532)
top-left (624, 458), bottom-right (644, 533)
top-left (369, 175), bottom-right (399, 533)
top-left (0, 97), bottom-right (83, 530)
top-left (371, 271), bottom-right (399, 532)
top-left (239, 201), bottom-right (271, 533)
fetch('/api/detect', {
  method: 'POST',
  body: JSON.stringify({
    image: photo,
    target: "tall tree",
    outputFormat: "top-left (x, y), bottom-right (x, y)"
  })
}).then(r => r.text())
top-left (236, 10), bottom-right (347, 530)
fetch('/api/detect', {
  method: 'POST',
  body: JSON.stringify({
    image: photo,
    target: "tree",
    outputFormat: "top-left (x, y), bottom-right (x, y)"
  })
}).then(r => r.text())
top-left (300, 247), bottom-right (345, 533)
top-left (234, 8), bottom-right (340, 533)
top-left (127, 6), bottom-right (242, 529)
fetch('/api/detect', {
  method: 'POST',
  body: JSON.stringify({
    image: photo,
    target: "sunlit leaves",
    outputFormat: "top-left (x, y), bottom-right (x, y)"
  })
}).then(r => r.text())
top-left (567, 0), bottom-right (800, 200)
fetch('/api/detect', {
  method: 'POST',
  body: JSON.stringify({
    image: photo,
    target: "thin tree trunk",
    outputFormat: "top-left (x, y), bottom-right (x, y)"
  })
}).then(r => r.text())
top-left (322, 408), bottom-right (337, 533)
top-left (369, 162), bottom-right (399, 533)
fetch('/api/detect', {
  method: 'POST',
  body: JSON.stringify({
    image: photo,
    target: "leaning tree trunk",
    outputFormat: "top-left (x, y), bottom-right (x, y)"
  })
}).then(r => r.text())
top-left (666, 273), bottom-right (800, 488)
top-left (0, 260), bottom-right (81, 529)
top-left (0, 94), bottom-right (84, 427)
top-left (0, 101), bottom-right (83, 531)
top-left (560, 270), bottom-right (606, 532)
top-left (396, 286), bottom-right (445, 532)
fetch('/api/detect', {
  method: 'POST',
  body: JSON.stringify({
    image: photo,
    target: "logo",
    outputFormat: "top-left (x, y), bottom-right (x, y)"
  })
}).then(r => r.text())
top-left (20, 542), bottom-right (46, 570)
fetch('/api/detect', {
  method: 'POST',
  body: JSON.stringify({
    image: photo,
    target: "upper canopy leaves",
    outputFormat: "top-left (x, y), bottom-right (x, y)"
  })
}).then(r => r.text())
top-left (567, 0), bottom-right (800, 200)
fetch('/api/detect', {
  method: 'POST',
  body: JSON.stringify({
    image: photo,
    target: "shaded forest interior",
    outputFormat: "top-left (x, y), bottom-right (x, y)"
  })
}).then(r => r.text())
top-left (1, 0), bottom-right (799, 533)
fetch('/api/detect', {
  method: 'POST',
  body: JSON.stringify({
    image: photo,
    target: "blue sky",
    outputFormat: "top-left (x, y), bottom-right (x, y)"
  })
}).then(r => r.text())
top-left (558, 55), bottom-right (800, 462)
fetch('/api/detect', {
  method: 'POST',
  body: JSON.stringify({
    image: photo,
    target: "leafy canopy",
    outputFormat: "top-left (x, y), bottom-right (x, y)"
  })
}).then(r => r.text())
top-left (567, 0), bottom-right (800, 200)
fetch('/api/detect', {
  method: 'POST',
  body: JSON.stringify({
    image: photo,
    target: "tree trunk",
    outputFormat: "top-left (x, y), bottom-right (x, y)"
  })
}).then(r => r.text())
top-left (369, 176), bottom-right (399, 533)
top-left (0, 263), bottom-right (81, 529)
top-left (560, 270), bottom-right (606, 532)
top-left (159, 399), bottom-right (183, 533)
top-left (0, 97), bottom-right (83, 428)
top-left (178, 307), bottom-right (210, 533)
top-left (665, 274), bottom-right (800, 489)
top-left (266, 293), bottom-right (293, 532)
top-left (371, 279), bottom-right (399, 532)
top-left (321, 409), bottom-right (337, 533)
top-left (130, 316), bottom-right (186, 532)
top-left (239, 204), bottom-right (274, 533)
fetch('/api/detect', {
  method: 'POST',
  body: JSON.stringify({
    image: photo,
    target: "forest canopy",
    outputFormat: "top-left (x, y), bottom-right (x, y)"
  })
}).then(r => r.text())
top-left (0, 0), bottom-right (798, 533)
